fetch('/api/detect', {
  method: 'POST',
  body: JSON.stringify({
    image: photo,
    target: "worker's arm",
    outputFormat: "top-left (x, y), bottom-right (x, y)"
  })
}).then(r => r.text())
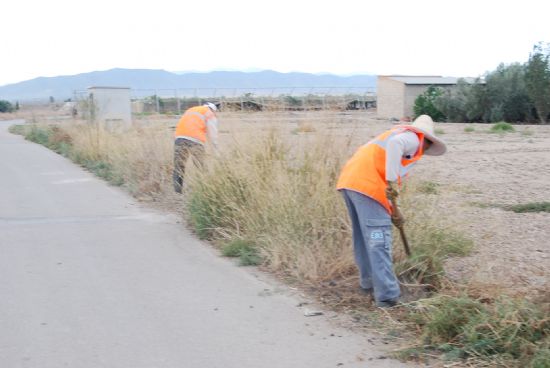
top-left (385, 131), bottom-right (420, 183)
top-left (385, 131), bottom-right (419, 226)
top-left (205, 115), bottom-right (219, 151)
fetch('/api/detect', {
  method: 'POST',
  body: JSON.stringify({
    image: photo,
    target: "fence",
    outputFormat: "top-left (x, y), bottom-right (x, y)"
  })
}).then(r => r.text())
top-left (74, 87), bottom-right (376, 115)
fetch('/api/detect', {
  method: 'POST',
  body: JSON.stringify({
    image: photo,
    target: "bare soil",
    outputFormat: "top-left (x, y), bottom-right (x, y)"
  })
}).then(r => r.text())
top-left (415, 122), bottom-right (550, 298)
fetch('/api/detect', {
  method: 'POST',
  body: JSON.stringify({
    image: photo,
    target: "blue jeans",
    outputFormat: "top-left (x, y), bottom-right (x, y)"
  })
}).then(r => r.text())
top-left (341, 189), bottom-right (400, 302)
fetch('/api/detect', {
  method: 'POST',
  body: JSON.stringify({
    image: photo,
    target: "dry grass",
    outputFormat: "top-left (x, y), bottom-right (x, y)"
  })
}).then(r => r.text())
top-left (12, 119), bottom-right (174, 197)
top-left (11, 111), bottom-right (547, 367)
top-left (185, 128), bottom-right (356, 282)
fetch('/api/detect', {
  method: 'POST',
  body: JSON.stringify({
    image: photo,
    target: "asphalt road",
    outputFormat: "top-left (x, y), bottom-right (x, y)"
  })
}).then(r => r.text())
top-left (0, 120), bottom-right (409, 368)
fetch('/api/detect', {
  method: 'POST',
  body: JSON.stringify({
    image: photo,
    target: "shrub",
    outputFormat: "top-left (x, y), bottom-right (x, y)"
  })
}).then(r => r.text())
top-left (413, 86), bottom-right (446, 121)
top-left (0, 100), bottom-right (14, 113)
top-left (436, 79), bottom-right (488, 123)
top-left (490, 122), bottom-right (515, 133)
top-left (438, 63), bottom-right (535, 123)
top-left (408, 295), bottom-right (550, 366)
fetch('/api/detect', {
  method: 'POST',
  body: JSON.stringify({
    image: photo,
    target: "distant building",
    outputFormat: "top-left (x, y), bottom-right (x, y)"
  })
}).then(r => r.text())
top-left (376, 75), bottom-right (479, 120)
top-left (87, 86), bottom-right (131, 127)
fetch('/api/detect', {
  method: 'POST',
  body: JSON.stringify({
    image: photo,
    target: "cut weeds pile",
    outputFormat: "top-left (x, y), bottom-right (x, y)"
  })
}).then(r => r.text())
top-left (11, 120), bottom-right (549, 367)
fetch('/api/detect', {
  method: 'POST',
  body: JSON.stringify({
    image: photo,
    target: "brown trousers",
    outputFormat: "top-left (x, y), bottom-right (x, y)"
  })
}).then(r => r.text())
top-left (173, 138), bottom-right (205, 193)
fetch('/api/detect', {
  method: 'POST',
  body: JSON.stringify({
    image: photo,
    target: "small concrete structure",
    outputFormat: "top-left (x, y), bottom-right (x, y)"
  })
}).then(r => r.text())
top-left (88, 86), bottom-right (131, 127)
top-left (377, 75), bottom-right (478, 120)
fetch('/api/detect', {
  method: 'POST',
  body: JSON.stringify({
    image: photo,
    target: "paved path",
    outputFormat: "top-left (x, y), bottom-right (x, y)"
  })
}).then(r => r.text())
top-left (0, 120), bottom-right (409, 368)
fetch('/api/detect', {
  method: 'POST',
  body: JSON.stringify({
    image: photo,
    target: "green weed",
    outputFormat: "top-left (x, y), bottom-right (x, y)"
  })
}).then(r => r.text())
top-left (506, 202), bottom-right (550, 213)
top-left (417, 181), bottom-right (440, 194)
top-left (406, 295), bottom-right (549, 366)
top-left (222, 239), bottom-right (262, 266)
top-left (490, 122), bottom-right (515, 133)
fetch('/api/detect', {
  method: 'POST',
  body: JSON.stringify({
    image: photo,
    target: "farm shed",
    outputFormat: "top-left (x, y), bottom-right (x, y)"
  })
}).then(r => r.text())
top-left (376, 75), bottom-right (477, 120)
top-left (88, 86), bottom-right (131, 127)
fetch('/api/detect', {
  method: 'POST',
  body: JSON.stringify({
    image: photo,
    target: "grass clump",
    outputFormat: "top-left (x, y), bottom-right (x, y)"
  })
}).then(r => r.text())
top-left (407, 295), bottom-right (549, 366)
top-left (434, 128), bottom-right (445, 135)
top-left (506, 202), bottom-right (550, 213)
top-left (464, 126), bottom-right (475, 132)
top-left (417, 180), bottom-right (439, 194)
top-left (394, 225), bottom-right (473, 289)
top-left (8, 124), bottom-right (27, 136)
top-left (490, 122), bottom-right (515, 133)
top-left (291, 121), bottom-right (316, 134)
top-left (222, 239), bottom-right (262, 266)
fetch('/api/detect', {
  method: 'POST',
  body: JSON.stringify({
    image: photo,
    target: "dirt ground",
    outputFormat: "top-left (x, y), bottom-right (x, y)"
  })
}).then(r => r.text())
top-left (415, 121), bottom-right (550, 298)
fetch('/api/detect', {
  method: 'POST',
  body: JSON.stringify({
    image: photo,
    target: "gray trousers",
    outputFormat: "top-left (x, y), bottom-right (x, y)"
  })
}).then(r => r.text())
top-left (341, 189), bottom-right (400, 302)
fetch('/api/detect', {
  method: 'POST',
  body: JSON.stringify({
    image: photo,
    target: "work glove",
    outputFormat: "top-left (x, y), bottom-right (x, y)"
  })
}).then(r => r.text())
top-left (385, 181), bottom-right (400, 200)
top-left (391, 207), bottom-right (405, 228)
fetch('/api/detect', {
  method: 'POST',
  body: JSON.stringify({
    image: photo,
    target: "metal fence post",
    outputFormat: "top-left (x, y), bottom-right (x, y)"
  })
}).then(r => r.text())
top-left (155, 91), bottom-right (160, 113)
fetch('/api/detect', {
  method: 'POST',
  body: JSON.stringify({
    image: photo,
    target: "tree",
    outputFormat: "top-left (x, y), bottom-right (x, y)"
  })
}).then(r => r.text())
top-left (413, 85), bottom-right (446, 121)
top-left (485, 63), bottom-right (534, 123)
top-left (525, 43), bottom-right (550, 124)
top-left (0, 100), bottom-right (14, 113)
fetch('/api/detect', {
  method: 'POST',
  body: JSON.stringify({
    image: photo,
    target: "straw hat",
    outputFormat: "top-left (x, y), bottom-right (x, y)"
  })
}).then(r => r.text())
top-left (408, 115), bottom-right (447, 156)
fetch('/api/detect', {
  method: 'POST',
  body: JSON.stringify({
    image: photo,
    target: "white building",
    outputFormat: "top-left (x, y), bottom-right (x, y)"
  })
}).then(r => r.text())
top-left (88, 86), bottom-right (131, 127)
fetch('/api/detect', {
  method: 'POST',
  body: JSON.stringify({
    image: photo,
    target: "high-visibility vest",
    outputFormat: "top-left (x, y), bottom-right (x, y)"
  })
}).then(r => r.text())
top-left (336, 126), bottom-right (425, 214)
top-left (174, 106), bottom-right (213, 143)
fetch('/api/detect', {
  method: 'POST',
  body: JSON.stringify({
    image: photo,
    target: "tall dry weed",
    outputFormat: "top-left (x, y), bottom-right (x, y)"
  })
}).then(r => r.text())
top-left (185, 128), bottom-right (356, 282)
top-left (59, 121), bottom-right (174, 196)
top-left (184, 123), bottom-right (472, 288)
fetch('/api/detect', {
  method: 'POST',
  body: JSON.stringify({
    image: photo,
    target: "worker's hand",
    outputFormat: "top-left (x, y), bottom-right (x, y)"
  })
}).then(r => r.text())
top-left (385, 181), bottom-right (399, 200)
top-left (391, 208), bottom-right (405, 227)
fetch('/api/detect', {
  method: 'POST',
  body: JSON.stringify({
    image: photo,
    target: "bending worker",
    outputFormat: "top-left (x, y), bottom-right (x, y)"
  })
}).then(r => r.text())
top-left (173, 102), bottom-right (219, 193)
top-left (336, 115), bottom-right (447, 307)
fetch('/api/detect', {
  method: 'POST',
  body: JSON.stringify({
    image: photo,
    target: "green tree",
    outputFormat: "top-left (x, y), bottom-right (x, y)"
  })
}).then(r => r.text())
top-left (485, 63), bottom-right (533, 123)
top-left (413, 85), bottom-right (446, 121)
top-left (0, 100), bottom-right (14, 113)
top-left (525, 43), bottom-right (550, 124)
top-left (435, 79), bottom-right (485, 123)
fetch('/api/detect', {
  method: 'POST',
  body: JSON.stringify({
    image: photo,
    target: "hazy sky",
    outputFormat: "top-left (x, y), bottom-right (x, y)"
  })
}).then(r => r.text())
top-left (1, 0), bottom-right (547, 86)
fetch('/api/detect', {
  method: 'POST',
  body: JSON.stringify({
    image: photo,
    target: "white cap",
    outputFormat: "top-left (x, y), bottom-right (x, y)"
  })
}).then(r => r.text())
top-left (204, 102), bottom-right (217, 112)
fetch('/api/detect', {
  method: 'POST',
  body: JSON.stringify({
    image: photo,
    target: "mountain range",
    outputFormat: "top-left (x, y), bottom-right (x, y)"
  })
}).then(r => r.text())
top-left (0, 69), bottom-right (377, 101)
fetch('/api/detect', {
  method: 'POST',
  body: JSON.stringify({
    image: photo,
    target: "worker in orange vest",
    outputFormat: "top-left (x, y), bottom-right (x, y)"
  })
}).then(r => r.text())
top-left (336, 115), bottom-right (447, 307)
top-left (173, 102), bottom-right (219, 193)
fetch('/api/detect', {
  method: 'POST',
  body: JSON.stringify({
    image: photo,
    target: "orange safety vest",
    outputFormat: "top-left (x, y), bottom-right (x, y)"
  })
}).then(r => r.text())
top-left (174, 106), bottom-right (213, 143)
top-left (336, 126), bottom-right (425, 214)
